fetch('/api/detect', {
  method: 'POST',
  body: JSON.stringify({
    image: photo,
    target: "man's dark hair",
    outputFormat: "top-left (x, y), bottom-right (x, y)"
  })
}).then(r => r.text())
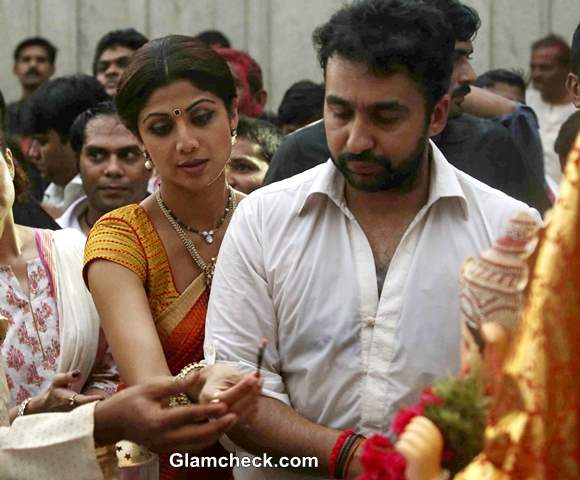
top-left (69, 101), bottom-right (117, 155)
top-left (422, 0), bottom-right (481, 42)
top-left (571, 23), bottom-right (580, 75)
top-left (531, 34), bottom-right (571, 67)
top-left (195, 30), bottom-right (231, 49)
top-left (23, 75), bottom-right (109, 142)
top-left (237, 116), bottom-right (283, 164)
top-left (13, 37), bottom-right (58, 65)
top-left (92, 28), bottom-right (148, 74)
top-left (474, 69), bottom-right (526, 93)
top-left (313, 0), bottom-right (455, 112)
top-left (278, 80), bottom-right (325, 128)
top-left (555, 110), bottom-right (580, 169)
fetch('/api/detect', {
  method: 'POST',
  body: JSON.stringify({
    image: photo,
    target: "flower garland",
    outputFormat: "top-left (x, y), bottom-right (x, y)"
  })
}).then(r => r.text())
top-left (359, 376), bottom-right (488, 479)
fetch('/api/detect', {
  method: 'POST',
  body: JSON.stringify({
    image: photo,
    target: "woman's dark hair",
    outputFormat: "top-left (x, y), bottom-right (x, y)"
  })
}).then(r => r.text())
top-left (115, 35), bottom-right (236, 136)
top-left (0, 90), bottom-right (29, 201)
top-left (313, 0), bottom-right (454, 113)
top-left (0, 130), bottom-right (31, 203)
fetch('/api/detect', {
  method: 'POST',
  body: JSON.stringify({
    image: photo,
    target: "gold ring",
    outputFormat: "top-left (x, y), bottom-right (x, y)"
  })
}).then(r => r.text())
top-left (210, 392), bottom-right (221, 404)
top-left (68, 393), bottom-right (78, 407)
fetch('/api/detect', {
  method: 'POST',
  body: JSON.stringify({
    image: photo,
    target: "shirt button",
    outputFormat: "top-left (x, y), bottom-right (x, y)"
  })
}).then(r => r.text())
top-left (365, 317), bottom-right (376, 328)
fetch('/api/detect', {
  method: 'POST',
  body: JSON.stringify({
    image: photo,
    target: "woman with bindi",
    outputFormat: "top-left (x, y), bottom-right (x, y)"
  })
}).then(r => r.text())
top-left (83, 36), bottom-right (261, 479)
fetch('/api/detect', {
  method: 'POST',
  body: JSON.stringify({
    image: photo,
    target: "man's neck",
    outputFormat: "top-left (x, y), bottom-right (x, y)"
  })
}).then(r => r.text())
top-left (20, 85), bottom-right (37, 100)
top-left (79, 202), bottom-right (101, 236)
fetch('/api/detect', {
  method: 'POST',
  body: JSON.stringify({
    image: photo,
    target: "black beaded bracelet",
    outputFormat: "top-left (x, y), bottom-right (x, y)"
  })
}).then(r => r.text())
top-left (335, 433), bottom-right (363, 478)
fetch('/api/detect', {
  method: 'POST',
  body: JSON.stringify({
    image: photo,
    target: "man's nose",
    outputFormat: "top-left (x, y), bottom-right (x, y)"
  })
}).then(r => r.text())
top-left (104, 157), bottom-right (124, 176)
top-left (458, 60), bottom-right (476, 85)
top-left (345, 117), bottom-right (374, 154)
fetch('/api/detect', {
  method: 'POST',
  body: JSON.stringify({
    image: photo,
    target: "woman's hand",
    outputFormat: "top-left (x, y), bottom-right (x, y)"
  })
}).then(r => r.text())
top-left (197, 364), bottom-right (262, 423)
top-left (94, 373), bottom-right (238, 452)
top-left (395, 416), bottom-right (444, 480)
top-left (28, 370), bottom-right (105, 414)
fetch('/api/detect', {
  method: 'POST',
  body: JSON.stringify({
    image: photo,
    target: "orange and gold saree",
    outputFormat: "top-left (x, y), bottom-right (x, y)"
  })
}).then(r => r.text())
top-left (85, 205), bottom-right (231, 480)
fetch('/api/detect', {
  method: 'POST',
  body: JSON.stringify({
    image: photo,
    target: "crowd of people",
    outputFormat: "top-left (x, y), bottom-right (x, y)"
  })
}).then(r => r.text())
top-left (0, 0), bottom-right (579, 479)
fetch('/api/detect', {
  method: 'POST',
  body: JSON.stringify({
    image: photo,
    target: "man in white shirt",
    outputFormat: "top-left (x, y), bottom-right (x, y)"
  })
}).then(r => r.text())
top-left (25, 75), bottom-right (109, 217)
top-left (57, 101), bottom-right (150, 237)
top-left (527, 34), bottom-right (576, 187)
top-left (205, 1), bottom-right (538, 479)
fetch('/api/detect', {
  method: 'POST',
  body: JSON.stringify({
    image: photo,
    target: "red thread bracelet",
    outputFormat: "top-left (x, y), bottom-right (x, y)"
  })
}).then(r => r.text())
top-left (329, 429), bottom-right (354, 478)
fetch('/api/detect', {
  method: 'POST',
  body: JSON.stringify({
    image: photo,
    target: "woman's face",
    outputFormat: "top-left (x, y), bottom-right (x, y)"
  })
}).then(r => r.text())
top-left (138, 79), bottom-right (238, 192)
top-left (0, 149), bottom-right (15, 221)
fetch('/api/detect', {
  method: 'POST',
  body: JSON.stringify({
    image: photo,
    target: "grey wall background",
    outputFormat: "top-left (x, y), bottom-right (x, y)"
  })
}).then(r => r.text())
top-left (1, 0), bottom-right (579, 111)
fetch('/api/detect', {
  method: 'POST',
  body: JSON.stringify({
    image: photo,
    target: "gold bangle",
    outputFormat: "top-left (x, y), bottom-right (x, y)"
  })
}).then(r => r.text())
top-left (168, 362), bottom-right (207, 407)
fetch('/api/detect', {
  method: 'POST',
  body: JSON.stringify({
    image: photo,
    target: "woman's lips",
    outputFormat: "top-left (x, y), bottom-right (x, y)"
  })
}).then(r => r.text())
top-left (178, 159), bottom-right (209, 176)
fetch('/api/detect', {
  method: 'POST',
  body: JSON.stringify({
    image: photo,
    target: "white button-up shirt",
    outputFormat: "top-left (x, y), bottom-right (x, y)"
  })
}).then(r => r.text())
top-left (205, 141), bottom-right (539, 480)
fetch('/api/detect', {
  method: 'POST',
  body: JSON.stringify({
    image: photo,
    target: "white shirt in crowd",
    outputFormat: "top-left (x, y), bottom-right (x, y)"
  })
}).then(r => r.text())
top-left (527, 87), bottom-right (576, 188)
top-left (42, 174), bottom-right (84, 213)
top-left (205, 141), bottom-right (539, 480)
top-left (57, 195), bottom-right (88, 239)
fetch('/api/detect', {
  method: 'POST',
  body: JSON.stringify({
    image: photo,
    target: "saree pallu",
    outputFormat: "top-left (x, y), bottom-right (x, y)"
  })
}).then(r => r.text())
top-left (156, 274), bottom-right (232, 480)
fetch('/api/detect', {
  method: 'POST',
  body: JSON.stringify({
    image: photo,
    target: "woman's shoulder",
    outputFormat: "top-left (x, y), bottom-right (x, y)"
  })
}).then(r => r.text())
top-left (97, 204), bottom-right (151, 229)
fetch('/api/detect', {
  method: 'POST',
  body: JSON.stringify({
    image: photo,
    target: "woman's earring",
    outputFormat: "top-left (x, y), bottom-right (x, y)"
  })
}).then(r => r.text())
top-left (144, 151), bottom-right (153, 171)
top-left (231, 129), bottom-right (237, 146)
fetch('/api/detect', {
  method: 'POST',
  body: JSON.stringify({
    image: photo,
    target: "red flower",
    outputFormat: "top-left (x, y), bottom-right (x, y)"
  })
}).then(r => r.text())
top-left (391, 404), bottom-right (424, 435)
top-left (419, 387), bottom-right (443, 408)
top-left (359, 435), bottom-right (406, 480)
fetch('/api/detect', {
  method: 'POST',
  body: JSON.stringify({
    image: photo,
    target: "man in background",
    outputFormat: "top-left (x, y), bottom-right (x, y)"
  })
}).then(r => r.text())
top-left (58, 101), bottom-right (150, 237)
top-left (93, 28), bottom-right (148, 97)
top-left (6, 37), bottom-right (57, 136)
top-left (24, 75), bottom-right (109, 217)
top-left (217, 48), bottom-right (268, 118)
top-left (277, 80), bottom-right (324, 135)
top-left (527, 34), bottom-right (576, 186)
top-left (226, 116), bottom-right (282, 194)
top-left (195, 29), bottom-right (231, 49)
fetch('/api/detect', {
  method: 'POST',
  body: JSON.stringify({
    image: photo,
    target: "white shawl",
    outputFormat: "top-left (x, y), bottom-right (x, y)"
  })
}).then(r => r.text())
top-left (36, 229), bottom-right (100, 392)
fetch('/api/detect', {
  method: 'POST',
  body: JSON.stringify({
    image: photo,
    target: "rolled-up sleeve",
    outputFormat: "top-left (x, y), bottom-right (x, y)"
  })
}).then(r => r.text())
top-left (0, 402), bottom-right (102, 479)
top-left (205, 198), bottom-right (290, 406)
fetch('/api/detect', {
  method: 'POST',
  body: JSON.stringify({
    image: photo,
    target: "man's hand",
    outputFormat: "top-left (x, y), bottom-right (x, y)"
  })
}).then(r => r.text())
top-left (93, 373), bottom-right (238, 452)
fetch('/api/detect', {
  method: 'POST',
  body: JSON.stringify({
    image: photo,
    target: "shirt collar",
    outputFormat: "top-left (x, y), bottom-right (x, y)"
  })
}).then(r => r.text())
top-left (299, 140), bottom-right (468, 219)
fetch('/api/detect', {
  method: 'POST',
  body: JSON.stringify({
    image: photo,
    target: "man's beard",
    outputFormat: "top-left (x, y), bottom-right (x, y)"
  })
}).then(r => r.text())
top-left (332, 129), bottom-right (429, 193)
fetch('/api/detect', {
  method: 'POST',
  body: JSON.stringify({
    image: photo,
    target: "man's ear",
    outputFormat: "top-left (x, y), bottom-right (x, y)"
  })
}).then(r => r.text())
top-left (48, 64), bottom-right (55, 79)
top-left (427, 95), bottom-right (450, 137)
top-left (4, 149), bottom-right (15, 180)
top-left (566, 73), bottom-right (580, 108)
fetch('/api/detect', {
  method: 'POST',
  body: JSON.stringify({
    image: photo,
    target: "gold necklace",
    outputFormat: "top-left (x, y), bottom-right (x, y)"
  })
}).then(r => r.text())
top-left (156, 188), bottom-right (234, 244)
top-left (155, 188), bottom-right (236, 287)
